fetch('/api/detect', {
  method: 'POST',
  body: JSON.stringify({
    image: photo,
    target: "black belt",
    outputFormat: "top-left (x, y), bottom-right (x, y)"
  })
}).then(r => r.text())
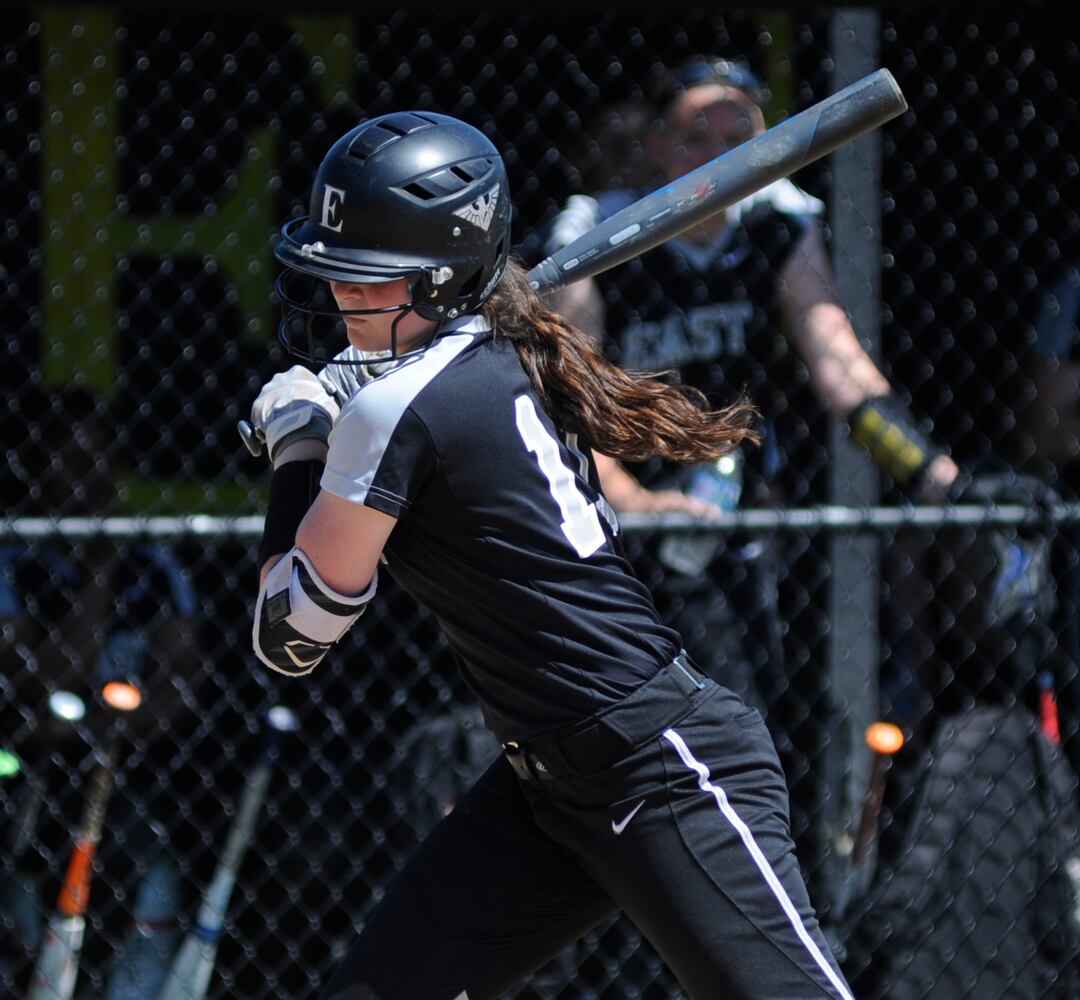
top-left (502, 651), bottom-right (709, 782)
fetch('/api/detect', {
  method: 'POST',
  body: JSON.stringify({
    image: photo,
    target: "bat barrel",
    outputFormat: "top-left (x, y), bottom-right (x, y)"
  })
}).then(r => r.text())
top-left (527, 68), bottom-right (907, 293)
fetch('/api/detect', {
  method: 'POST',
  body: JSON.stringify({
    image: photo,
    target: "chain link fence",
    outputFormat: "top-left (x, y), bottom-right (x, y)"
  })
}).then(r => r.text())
top-left (2, 4), bottom-right (1080, 997)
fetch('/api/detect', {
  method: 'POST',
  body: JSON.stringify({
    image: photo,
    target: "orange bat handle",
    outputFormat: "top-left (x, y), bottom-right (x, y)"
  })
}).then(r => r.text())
top-left (57, 840), bottom-right (97, 916)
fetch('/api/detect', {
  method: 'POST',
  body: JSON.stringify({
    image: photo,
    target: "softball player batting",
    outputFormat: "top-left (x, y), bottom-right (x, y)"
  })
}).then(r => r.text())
top-left (246, 111), bottom-right (854, 999)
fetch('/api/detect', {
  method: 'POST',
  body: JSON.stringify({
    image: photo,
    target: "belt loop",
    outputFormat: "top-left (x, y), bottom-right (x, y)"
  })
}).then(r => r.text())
top-left (502, 741), bottom-right (555, 782)
top-left (672, 651), bottom-right (707, 694)
top-left (502, 741), bottom-right (531, 782)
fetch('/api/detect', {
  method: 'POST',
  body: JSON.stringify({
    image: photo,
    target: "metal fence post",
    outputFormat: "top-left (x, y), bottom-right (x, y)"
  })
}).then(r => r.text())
top-left (825, 6), bottom-right (883, 916)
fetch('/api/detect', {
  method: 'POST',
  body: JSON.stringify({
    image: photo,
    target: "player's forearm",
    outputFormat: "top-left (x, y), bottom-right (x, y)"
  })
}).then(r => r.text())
top-left (257, 459), bottom-right (324, 577)
top-left (789, 302), bottom-right (959, 497)
top-left (594, 452), bottom-right (647, 509)
top-left (274, 439), bottom-right (328, 465)
top-left (594, 452), bottom-right (721, 517)
top-left (795, 301), bottom-right (891, 415)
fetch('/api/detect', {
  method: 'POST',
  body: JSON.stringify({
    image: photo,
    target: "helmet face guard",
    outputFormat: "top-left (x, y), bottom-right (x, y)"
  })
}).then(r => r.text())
top-left (274, 234), bottom-right (434, 366)
top-left (274, 111), bottom-right (512, 366)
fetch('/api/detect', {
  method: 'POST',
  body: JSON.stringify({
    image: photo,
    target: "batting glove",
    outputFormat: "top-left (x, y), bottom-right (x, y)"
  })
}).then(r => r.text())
top-left (318, 347), bottom-right (395, 408)
top-left (953, 470), bottom-right (1060, 629)
top-left (248, 366), bottom-right (341, 467)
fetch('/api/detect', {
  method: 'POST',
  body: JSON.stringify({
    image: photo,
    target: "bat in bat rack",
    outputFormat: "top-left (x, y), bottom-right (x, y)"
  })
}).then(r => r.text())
top-left (158, 706), bottom-right (298, 1000)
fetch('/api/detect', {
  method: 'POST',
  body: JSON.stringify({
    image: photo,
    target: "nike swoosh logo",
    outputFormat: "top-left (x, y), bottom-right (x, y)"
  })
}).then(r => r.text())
top-left (612, 799), bottom-right (646, 835)
top-left (284, 639), bottom-right (330, 669)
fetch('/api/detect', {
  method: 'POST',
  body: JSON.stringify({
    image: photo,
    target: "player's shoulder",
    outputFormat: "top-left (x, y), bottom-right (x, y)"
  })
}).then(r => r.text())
top-left (732, 178), bottom-right (824, 224)
top-left (335, 319), bottom-right (490, 435)
top-left (546, 189), bottom-right (645, 254)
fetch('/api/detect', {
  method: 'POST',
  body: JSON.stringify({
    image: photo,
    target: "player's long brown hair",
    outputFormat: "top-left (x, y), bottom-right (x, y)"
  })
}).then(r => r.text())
top-left (482, 259), bottom-right (759, 462)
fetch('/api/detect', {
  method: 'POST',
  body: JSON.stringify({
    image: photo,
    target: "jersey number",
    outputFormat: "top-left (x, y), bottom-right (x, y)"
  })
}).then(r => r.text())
top-left (514, 396), bottom-right (605, 558)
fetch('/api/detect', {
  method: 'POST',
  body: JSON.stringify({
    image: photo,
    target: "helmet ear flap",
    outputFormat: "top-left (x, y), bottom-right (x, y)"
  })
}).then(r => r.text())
top-left (455, 266), bottom-right (484, 301)
top-left (411, 271), bottom-right (445, 322)
top-left (413, 261), bottom-right (494, 321)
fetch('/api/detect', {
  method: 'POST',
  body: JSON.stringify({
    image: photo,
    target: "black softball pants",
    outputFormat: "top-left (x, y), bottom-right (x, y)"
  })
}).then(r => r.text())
top-left (320, 671), bottom-right (852, 1000)
top-left (646, 539), bottom-right (832, 913)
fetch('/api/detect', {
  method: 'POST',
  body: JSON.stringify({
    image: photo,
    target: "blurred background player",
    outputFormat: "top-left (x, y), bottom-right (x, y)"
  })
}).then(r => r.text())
top-left (549, 52), bottom-right (962, 704)
top-left (1017, 259), bottom-right (1080, 780)
top-left (545, 54), bottom-right (962, 906)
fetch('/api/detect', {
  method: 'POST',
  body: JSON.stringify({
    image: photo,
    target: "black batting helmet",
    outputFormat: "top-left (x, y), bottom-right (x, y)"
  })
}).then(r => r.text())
top-left (275, 111), bottom-right (512, 363)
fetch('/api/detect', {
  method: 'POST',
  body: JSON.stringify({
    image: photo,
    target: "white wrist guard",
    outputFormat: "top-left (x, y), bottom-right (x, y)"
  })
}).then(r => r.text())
top-left (253, 547), bottom-right (377, 676)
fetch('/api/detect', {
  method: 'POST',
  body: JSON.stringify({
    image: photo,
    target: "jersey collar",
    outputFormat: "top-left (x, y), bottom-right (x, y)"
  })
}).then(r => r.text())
top-left (440, 313), bottom-right (491, 335)
top-left (669, 219), bottom-right (738, 272)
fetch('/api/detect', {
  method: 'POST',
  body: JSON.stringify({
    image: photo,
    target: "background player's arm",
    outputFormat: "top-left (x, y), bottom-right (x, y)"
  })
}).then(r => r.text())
top-left (778, 222), bottom-right (890, 413)
top-left (780, 221), bottom-right (960, 499)
top-left (593, 452), bottom-right (721, 517)
top-left (546, 279), bottom-right (606, 344)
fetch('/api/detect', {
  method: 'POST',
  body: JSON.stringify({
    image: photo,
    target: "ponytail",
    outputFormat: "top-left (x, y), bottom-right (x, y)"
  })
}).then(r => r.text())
top-left (482, 259), bottom-right (759, 463)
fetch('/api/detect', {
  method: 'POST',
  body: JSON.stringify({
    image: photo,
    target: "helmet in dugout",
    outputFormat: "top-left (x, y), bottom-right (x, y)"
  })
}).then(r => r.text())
top-left (275, 111), bottom-right (512, 364)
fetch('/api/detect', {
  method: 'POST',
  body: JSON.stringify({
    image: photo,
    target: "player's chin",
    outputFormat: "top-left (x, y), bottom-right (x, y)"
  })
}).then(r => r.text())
top-left (345, 324), bottom-right (381, 351)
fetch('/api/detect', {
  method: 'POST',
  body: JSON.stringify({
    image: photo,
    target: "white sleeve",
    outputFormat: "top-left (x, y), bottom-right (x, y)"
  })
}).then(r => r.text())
top-left (545, 194), bottom-right (603, 255)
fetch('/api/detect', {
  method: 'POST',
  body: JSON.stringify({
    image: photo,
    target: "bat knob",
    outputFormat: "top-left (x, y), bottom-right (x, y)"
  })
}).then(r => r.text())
top-left (237, 419), bottom-right (264, 457)
top-left (524, 257), bottom-right (566, 294)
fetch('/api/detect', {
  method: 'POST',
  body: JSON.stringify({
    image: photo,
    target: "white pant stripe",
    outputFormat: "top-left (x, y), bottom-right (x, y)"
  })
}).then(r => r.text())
top-left (663, 728), bottom-right (855, 1000)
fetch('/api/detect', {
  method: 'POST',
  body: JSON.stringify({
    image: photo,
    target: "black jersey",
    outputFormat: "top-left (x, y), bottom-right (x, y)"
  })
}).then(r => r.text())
top-left (320, 316), bottom-right (681, 742)
top-left (550, 180), bottom-right (822, 500)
